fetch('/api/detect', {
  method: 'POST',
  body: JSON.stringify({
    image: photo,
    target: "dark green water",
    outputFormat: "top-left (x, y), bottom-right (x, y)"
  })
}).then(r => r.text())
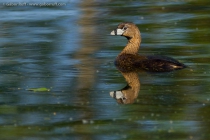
top-left (0, 0), bottom-right (210, 139)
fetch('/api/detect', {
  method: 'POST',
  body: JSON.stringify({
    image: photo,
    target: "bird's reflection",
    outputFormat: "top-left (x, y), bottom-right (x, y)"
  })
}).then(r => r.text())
top-left (110, 71), bottom-right (140, 104)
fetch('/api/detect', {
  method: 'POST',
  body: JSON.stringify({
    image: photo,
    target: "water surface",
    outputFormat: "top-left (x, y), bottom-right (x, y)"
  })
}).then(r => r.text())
top-left (0, 0), bottom-right (210, 140)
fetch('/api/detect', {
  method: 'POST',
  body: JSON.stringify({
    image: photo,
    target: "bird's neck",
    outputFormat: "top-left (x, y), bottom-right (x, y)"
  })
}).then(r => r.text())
top-left (120, 34), bottom-right (141, 55)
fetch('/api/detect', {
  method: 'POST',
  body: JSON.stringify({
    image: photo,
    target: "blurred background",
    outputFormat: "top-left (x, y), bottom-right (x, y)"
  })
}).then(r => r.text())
top-left (0, 0), bottom-right (210, 139)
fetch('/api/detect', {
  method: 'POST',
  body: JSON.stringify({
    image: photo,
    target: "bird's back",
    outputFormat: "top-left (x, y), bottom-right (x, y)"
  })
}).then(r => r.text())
top-left (115, 53), bottom-right (186, 72)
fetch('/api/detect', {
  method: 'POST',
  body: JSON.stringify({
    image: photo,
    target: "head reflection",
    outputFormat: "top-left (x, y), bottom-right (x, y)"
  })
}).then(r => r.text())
top-left (110, 71), bottom-right (140, 104)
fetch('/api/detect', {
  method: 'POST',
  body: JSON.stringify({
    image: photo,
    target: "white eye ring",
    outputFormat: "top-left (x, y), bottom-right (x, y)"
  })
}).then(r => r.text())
top-left (123, 27), bottom-right (127, 30)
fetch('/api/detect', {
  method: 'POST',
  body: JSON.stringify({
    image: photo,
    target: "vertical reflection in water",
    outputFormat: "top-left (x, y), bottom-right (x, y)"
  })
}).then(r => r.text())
top-left (75, 0), bottom-right (98, 91)
top-left (72, 0), bottom-right (100, 137)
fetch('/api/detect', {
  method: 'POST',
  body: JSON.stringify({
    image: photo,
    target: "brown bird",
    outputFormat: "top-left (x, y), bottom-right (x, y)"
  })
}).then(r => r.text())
top-left (110, 22), bottom-right (186, 72)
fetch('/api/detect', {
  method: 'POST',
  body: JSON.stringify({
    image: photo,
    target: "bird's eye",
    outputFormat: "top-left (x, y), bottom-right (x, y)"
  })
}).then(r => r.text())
top-left (123, 27), bottom-right (127, 30)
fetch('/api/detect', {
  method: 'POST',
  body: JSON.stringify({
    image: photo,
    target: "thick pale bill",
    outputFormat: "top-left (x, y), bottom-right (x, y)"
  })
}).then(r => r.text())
top-left (110, 29), bottom-right (124, 35)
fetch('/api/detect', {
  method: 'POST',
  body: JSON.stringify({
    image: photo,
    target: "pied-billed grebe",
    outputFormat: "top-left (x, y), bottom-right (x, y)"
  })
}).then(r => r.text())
top-left (110, 22), bottom-right (186, 72)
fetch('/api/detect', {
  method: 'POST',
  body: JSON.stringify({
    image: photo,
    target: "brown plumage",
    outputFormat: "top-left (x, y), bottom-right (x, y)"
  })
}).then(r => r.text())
top-left (110, 22), bottom-right (186, 72)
